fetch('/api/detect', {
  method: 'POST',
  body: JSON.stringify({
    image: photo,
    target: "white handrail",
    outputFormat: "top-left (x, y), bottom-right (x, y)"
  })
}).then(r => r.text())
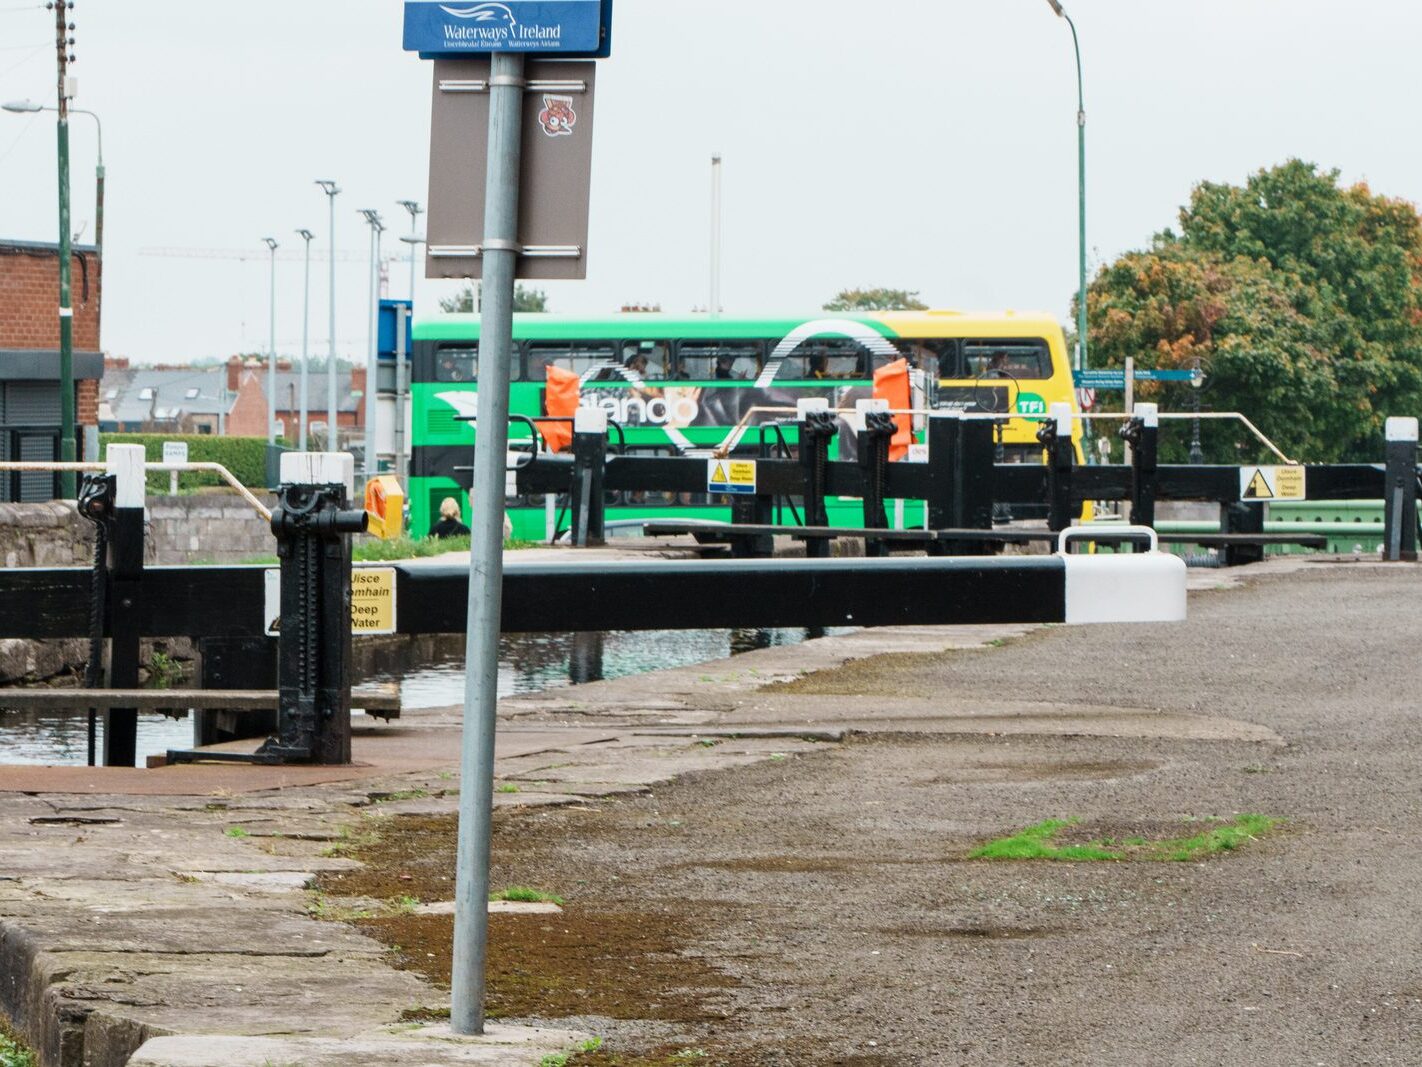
top-left (0, 460), bottom-right (272, 521)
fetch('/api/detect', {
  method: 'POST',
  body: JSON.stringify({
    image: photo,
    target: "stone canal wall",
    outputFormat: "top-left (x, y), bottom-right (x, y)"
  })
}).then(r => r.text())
top-left (0, 493), bottom-right (276, 568)
top-left (0, 494), bottom-right (276, 685)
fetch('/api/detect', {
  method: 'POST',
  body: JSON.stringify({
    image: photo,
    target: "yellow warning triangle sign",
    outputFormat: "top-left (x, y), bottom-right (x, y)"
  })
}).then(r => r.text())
top-left (1243, 469), bottom-right (1273, 499)
top-left (711, 462), bottom-right (729, 484)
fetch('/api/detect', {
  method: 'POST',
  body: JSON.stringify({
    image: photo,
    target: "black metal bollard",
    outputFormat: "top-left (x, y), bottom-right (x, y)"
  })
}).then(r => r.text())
top-left (261, 459), bottom-right (367, 765)
top-left (924, 413), bottom-right (959, 554)
top-left (857, 408), bottom-right (897, 557)
top-left (102, 444), bottom-right (146, 767)
top-left (76, 471), bottom-right (115, 767)
top-left (1383, 416), bottom-right (1419, 562)
top-left (730, 491), bottom-right (774, 558)
top-left (569, 409), bottom-right (607, 548)
top-left (1038, 403), bottom-right (1076, 533)
top-left (1221, 500), bottom-right (1266, 567)
top-left (1122, 402), bottom-right (1159, 550)
top-left (798, 408), bottom-right (838, 558)
top-left (925, 414), bottom-right (995, 556)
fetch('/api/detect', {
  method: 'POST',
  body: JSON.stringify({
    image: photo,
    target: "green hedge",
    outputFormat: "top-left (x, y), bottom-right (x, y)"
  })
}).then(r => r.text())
top-left (99, 434), bottom-right (276, 492)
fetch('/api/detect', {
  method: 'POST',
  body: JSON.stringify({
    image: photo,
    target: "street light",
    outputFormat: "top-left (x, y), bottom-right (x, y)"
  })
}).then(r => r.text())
top-left (3, 99), bottom-right (104, 255)
top-left (709, 153), bottom-right (722, 317)
top-left (358, 209), bottom-right (385, 482)
top-left (396, 233), bottom-right (424, 483)
top-left (262, 238), bottom-right (279, 445)
top-left (315, 179), bottom-right (341, 450)
top-left (397, 199), bottom-right (423, 304)
top-left (296, 228), bottom-right (315, 451)
top-left (1046, 0), bottom-right (1088, 371)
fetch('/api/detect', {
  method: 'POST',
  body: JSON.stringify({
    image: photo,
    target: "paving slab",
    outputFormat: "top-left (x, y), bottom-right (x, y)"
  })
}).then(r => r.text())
top-left (127, 1023), bottom-right (589, 1067)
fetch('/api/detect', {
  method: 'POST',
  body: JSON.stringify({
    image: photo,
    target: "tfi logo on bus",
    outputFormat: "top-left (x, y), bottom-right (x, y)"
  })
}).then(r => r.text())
top-left (582, 394), bottom-right (700, 425)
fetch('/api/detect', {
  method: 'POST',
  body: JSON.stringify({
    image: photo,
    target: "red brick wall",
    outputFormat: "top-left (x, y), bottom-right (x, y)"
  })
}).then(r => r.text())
top-left (77, 379), bottom-right (98, 427)
top-left (0, 244), bottom-right (102, 350)
top-left (226, 366), bottom-right (270, 438)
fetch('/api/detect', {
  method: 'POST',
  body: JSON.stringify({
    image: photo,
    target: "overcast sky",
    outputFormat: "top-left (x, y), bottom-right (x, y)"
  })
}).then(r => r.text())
top-left (1, 1), bottom-right (1419, 365)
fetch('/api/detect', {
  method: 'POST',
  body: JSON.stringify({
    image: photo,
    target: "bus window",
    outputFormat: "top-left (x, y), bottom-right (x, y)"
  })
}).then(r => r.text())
top-left (527, 340), bottom-right (618, 380)
top-left (433, 343), bottom-right (522, 382)
top-left (963, 340), bottom-right (1051, 380)
top-left (676, 341), bottom-right (761, 380)
top-left (888, 338), bottom-right (955, 379)
top-left (618, 340), bottom-right (670, 380)
top-left (775, 338), bottom-right (869, 380)
top-left (435, 346), bottom-right (477, 382)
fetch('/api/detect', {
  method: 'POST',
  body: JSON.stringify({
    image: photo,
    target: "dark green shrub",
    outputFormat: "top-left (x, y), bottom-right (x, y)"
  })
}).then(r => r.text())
top-left (99, 434), bottom-right (277, 492)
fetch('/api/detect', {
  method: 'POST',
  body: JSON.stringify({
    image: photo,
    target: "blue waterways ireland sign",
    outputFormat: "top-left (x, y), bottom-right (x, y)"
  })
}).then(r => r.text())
top-left (403, 1), bottom-right (612, 56)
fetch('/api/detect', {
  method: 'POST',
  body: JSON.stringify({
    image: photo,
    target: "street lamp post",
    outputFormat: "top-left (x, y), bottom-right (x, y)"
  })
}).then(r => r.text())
top-left (359, 209), bottom-right (385, 482)
top-left (1046, 0), bottom-right (1088, 372)
top-left (397, 232), bottom-right (425, 485)
top-left (3, 99), bottom-right (101, 257)
top-left (263, 238), bottom-right (279, 444)
top-left (397, 199), bottom-right (423, 303)
top-left (296, 228), bottom-right (315, 451)
top-left (316, 180), bottom-right (341, 450)
top-left (709, 153), bottom-right (722, 318)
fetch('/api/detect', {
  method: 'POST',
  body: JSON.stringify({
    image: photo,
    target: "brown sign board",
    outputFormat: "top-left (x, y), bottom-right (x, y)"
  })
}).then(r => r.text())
top-left (425, 57), bottom-right (596, 281)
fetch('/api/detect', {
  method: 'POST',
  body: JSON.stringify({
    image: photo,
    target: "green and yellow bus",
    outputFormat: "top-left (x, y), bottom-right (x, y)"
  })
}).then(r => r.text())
top-left (409, 310), bottom-right (1082, 539)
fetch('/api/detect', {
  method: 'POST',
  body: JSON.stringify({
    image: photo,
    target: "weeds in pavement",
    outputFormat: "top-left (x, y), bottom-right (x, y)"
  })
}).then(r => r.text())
top-left (497, 784), bottom-right (520, 794)
top-left (224, 826), bottom-right (249, 839)
top-left (0, 1021), bottom-right (35, 1067)
top-left (491, 886), bottom-right (565, 905)
top-left (371, 789), bottom-right (431, 804)
top-left (970, 818), bottom-right (1119, 861)
top-left (970, 815), bottom-right (1280, 862)
top-left (1149, 814), bottom-right (1279, 861)
top-left (542, 1038), bottom-right (605, 1067)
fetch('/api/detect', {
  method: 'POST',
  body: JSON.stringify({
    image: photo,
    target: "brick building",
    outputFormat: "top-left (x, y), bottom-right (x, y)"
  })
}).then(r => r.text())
top-left (0, 239), bottom-right (103, 501)
top-left (223, 356), bottom-right (367, 447)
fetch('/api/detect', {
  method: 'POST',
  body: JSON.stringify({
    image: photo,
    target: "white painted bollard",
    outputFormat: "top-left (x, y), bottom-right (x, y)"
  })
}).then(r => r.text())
top-left (1057, 525), bottom-right (1187, 624)
top-left (105, 443), bottom-right (147, 512)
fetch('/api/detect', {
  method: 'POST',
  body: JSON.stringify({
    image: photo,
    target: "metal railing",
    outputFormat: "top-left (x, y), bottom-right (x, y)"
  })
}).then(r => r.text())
top-left (0, 460), bottom-right (273, 520)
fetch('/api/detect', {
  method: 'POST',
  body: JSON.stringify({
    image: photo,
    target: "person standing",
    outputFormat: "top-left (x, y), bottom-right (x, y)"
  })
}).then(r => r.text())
top-left (430, 497), bottom-right (471, 539)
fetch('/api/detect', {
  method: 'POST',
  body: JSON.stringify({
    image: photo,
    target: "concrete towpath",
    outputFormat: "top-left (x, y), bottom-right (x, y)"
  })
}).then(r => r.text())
top-left (0, 558), bottom-right (1313, 1066)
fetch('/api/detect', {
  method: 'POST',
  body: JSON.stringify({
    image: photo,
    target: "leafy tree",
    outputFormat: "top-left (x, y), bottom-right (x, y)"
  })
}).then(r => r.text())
top-left (823, 288), bottom-right (928, 312)
top-left (1083, 160), bottom-right (1422, 462)
top-left (439, 283), bottom-right (550, 314)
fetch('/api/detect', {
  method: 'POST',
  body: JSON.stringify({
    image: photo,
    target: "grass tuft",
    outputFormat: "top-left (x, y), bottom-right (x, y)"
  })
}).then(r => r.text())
top-left (491, 886), bottom-right (565, 906)
top-left (970, 815), bottom-right (1281, 863)
top-left (1150, 814), bottom-right (1279, 861)
top-left (969, 818), bottom-right (1119, 862)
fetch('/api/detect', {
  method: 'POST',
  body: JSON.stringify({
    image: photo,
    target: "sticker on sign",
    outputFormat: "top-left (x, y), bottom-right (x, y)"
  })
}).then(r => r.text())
top-left (707, 459), bottom-right (756, 495)
top-left (265, 567), bottom-right (398, 636)
top-left (1239, 465), bottom-right (1306, 501)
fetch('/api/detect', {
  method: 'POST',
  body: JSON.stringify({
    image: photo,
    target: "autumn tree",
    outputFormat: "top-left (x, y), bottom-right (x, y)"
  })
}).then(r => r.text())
top-left (439, 283), bottom-right (550, 314)
top-left (1083, 160), bottom-right (1422, 462)
top-left (823, 288), bottom-right (928, 312)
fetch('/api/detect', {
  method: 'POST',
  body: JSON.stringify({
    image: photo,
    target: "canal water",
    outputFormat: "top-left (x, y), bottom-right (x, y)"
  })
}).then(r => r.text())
top-left (0, 627), bottom-right (841, 767)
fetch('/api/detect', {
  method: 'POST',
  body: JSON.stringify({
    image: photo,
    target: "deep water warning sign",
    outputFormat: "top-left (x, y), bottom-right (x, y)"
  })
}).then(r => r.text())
top-left (1239, 465), bottom-right (1306, 501)
top-left (265, 567), bottom-right (398, 635)
top-left (707, 459), bottom-right (757, 495)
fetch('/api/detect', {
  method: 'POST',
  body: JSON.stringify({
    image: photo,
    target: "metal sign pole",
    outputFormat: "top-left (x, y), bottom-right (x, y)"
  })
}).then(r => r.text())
top-left (451, 49), bottom-right (525, 1037)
